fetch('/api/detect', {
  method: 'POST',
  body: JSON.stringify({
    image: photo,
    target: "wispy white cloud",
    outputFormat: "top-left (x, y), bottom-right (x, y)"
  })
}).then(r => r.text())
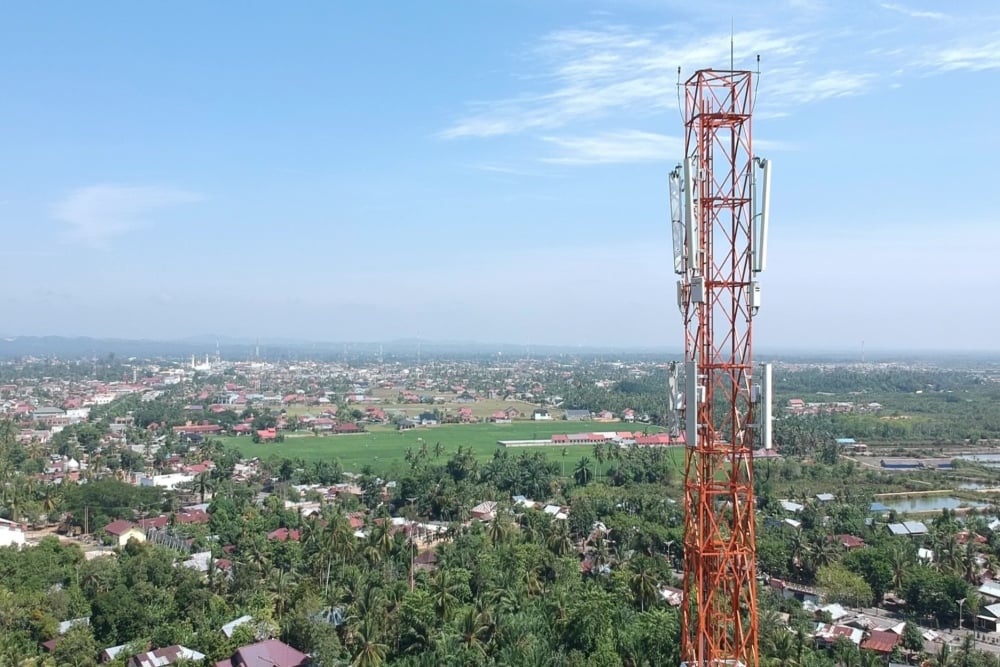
top-left (442, 27), bottom-right (818, 140)
top-left (54, 184), bottom-right (202, 247)
top-left (443, 5), bottom-right (997, 166)
top-left (918, 39), bottom-right (1000, 72)
top-left (542, 130), bottom-right (683, 165)
top-left (764, 69), bottom-right (877, 104)
top-left (880, 2), bottom-right (948, 20)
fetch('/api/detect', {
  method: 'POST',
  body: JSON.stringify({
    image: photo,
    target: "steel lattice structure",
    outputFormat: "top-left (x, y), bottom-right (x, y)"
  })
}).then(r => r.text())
top-left (679, 68), bottom-right (759, 667)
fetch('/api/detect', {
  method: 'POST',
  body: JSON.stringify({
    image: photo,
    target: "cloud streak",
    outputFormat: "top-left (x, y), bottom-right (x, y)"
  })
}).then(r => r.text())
top-left (443, 5), bottom-right (999, 167)
top-left (542, 130), bottom-right (683, 165)
top-left (441, 25), bottom-right (875, 142)
top-left (54, 184), bottom-right (202, 247)
top-left (880, 2), bottom-right (948, 20)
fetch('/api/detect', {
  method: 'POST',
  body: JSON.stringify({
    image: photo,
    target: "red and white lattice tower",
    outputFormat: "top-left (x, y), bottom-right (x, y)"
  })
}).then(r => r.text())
top-left (668, 68), bottom-right (773, 667)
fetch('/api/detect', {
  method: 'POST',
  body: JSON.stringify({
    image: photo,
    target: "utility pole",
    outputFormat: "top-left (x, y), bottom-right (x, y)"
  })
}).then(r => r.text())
top-left (407, 496), bottom-right (418, 591)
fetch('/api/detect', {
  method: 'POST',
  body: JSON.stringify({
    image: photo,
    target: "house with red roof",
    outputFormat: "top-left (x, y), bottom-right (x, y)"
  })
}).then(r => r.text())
top-left (176, 510), bottom-right (210, 525)
top-left (215, 639), bottom-right (307, 667)
top-left (267, 528), bottom-right (300, 542)
top-left (830, 534), bottom-right (866, 550)
top-left (102, 520), bottom-right (146, 547)
top-left (256, 428), bottom-right (277, 441)
top-left (860, 630), bottom-right (899, 654)
top-left (490, 411), bottom-right (511, 424)
top-left (635, 433), bottom-right (685, 446)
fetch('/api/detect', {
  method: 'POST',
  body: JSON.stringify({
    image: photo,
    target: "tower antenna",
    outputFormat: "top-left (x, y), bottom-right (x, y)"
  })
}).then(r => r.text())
top-left (731, 18), bottom-right (735, 71)
top-left (676, 66), bottom-right (774, 667)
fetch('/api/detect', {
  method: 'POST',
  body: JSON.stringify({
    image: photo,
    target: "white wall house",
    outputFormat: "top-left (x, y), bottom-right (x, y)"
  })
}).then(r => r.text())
top-left (0, 518), bottom-right (25, 548)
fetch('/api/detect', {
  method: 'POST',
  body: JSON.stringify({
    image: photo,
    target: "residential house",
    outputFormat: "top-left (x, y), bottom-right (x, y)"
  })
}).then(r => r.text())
top-left (830, 535), bottom-right (866, 550)
top-left (221, 615), bottom-right (254, 639)
top-left (978, 603), bottom-right (1000, 632)
top-left (860, 630), bottom-right (900, 654)
top-left (0, 518), bottom-right (25, 548)
top-left (267, 528), bottom-right (301, 542)
top-left (489, 411), bottom-right (511, 424)
top-left (471, 501), bottom-right (498, 522)
top-left (215, 639), bottom-right (308, 667)
top-left (102, 520), bottom-right (146, 547)
top-left (887, 521), bottom-right (929, 537)
top-left (813, 624), bottom-right (863, 647)
top-left (532, 408), bottom-right (552, 421)
top-left (564, 409), bottom-right (591, 421)
top-left (769, 578), bottom-right (820, 605)
top-left (127, 645), bottom-right (205, 667)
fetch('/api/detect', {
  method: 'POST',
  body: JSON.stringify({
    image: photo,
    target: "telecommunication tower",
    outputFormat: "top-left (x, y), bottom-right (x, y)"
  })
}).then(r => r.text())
top-left (668, 68), bottom-right (773, 667)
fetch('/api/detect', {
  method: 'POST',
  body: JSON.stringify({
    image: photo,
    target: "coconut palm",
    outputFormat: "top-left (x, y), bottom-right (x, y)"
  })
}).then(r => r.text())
top-left (455, 606), bottom-right (492, 657)
top-left (629, 562), bottom-right (659, 612)
top-left (351, 617), bottom-right (389, 667)
top-left (546, 521), bottom-right (574, 557)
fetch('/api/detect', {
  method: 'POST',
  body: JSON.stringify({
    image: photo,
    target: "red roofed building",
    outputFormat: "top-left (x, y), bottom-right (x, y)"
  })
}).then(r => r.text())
top-left (635, 433), bottom-right (685, 446)
top-left (831, 534), bottom-right (866, 550)
top-left (267, 528), bottom-right (300, 542)
top-left (176, 510), bottom-right (210, 525)
top-left (215, 639), bottom-right (308, 667)
top-left (334, 422), bottom-right (362, 434)
top-left (489, 411), bottom-right (511, 424)
top-left (137, 516), bottom-right (169, 531)
top-left (103, 519), bottom-right (134, 537)
top-left (257, 428), bottom-right (277, 441)
top-left (860, 630), bottom-right (899, 654)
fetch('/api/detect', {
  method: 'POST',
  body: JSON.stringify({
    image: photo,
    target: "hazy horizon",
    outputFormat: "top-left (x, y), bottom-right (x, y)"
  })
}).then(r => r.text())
top-left (1, 2), bottom-right (998, 351)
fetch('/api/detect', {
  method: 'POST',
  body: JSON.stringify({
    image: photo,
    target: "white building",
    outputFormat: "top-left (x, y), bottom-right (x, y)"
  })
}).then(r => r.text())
top-left (138, 472), bottom-right (194, 490)
top-left (0, 518), bottom-right (25, 548)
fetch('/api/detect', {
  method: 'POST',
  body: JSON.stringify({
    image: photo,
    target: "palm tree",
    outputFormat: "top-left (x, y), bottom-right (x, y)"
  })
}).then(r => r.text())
top-left (455, 606), bottom-right (492, 657)
top-left (889, 542), bottom-right (913, 592)
top-left (430, 568), bottom-right (461, 621)
top-left (765, 629), bottom-right (800, 667)
top-left (268, 566), bottom-right (296, 620)
top-left (546, 521), bottom-right (574, 557)
top-left (629, 563), bottom-right (659, 612)
top-left (574, 457), bottom-right (592, 486)
top-left (810, 537), bottom-right (842, 570)
top-left (195, 471), bottom-right (214, 503)
top-left (487, 514), bottom-right (511, 547)
top-left (351, 617), bottom-right (389, 667)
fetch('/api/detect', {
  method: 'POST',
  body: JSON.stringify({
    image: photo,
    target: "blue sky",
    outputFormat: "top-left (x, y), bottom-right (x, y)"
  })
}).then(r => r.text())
top-left (1, 0), bottom-right (999, 352)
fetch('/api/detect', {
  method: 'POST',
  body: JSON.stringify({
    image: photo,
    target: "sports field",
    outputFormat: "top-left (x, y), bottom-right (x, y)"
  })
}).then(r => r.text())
top-left (219, 421), bottom-right (680, 476)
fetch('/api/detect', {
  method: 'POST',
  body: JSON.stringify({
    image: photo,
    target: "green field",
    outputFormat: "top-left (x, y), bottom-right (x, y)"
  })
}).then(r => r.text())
top-left (219, 421), bottom-right (679, 476)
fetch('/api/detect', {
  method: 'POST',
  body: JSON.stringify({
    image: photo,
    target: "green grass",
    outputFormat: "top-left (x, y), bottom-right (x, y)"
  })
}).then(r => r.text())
top-left (219, 421), bottom-right (678, 475)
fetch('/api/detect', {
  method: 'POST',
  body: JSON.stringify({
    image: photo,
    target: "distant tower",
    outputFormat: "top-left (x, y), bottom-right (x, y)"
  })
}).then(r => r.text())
top-left (669, 67), bottom-right (773, 667)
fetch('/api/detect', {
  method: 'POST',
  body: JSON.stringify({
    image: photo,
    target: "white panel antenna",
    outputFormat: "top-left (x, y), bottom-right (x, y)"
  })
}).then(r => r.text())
top-left (684, 359), bottom-right (701, 447)
top-left (752, 157), bottom-right (771, 274)
top-left (669, 165), bottom-right (686, 274)
top-left (761, 362), bottom-right (773, 449)
top-left (683, 157), bottom-right (700, 274)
